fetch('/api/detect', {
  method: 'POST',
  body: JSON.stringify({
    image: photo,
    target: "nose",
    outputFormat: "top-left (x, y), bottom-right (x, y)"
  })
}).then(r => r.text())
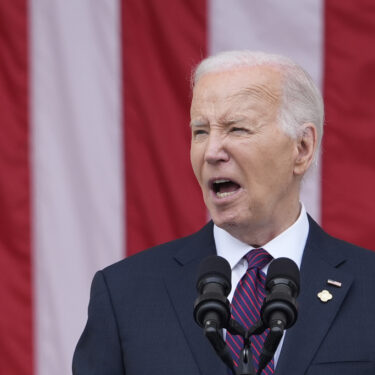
top-left (204, 132), bottom-right (229, 164)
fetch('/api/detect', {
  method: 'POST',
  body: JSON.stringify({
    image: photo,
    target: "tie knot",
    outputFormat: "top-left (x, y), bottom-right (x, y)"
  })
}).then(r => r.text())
top-left (245, 248), bottom-right (272, 271)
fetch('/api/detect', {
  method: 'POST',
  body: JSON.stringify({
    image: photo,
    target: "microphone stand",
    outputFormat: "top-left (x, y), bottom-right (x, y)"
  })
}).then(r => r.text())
top-left (234, 320), bottom-right (265, 375)
top-left (235, 331), bottom-right (254, 375)
top-left (203, 317), bottom-right (280, 375)
top-left (204, 319), bottom-right (236, 373)
top-left (257, 320), bottom-right (284, 374)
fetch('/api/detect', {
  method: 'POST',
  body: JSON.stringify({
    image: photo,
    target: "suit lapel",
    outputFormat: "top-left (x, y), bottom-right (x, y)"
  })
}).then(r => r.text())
top-left (275, 218), bottom-right (353, 375)
top-left (164, 222), bottom-right (228, 375)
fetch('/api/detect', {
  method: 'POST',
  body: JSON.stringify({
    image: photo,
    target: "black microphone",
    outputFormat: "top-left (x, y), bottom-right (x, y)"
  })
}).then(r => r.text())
top-left (193, 255), bottom-right (232, 330)
top-left (194, 256), bottom-right (236, 373)
top-left (261, 257), bottom-right (300, 330)
top-left (257, 257), bottom-right (300, 375)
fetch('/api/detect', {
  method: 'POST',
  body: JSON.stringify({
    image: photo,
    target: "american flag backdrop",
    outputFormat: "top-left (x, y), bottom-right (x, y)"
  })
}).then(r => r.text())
top-left (1, 0), bottom-right (375, 374)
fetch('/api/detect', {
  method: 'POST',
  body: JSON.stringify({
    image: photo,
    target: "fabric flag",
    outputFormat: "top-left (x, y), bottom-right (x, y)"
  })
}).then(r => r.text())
top-left (1, 0), bottom-right (374, 374)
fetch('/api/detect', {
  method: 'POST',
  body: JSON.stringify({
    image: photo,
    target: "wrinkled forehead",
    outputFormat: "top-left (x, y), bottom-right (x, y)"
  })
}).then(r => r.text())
top-left (191, 65), bottom-right (283, 113)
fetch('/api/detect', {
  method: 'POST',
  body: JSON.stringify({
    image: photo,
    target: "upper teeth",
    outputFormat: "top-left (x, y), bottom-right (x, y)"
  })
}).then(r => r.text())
top-left (214, 179), bottom-right (230, 184)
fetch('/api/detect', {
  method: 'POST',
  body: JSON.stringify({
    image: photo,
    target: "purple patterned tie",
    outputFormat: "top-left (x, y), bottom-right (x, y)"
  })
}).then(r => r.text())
top-left (226, 248), bottom-right (274, 374)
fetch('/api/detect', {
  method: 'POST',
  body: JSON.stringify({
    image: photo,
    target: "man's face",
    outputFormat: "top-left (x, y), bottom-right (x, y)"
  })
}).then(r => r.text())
top-left (190, 66), bottom-right (301, 244)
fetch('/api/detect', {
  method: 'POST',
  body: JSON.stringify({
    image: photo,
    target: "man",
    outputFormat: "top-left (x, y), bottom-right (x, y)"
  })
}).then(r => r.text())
top-left (73, 51), bottom-right (375, 374)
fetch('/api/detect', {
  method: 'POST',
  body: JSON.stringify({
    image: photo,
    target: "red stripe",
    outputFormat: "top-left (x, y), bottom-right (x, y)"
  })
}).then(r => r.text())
top-left (0, 1), bottom-right (33, 374)
top-left (255, 279), bottom-right (267, 299)
top-left (234, 294), bottom-right (258, 323)
top-left (267, 360), bottom-right (275, 374)
top-left (248, 252), bottom-right (266, 266)
top-left (322, 0), bottom-right (375, 250)
top-left (122, 0), bottom-right (207, 255)
top-left (226, 338), bottom-right (240, 363)
top-left (238, 284), bottom-right (259, 319)
top-left (227, 333), bottom-right (242, 353)
top-left (244, 277), bottom-right (263, 303)
top-left (251, 341), bottom-right (261, 357)
top-left (251, 334), bottom-right (267, 358)
top-left (232, 300), bottom-right (253, 327)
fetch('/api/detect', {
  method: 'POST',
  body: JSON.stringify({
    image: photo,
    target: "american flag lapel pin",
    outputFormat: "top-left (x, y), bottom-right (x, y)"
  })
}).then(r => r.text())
top-left (327, 279), bottom-right (342, 288)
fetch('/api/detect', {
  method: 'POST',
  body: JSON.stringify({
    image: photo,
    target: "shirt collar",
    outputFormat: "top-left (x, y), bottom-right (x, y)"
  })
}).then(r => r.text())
top-left (214, 204), bottom-right (309, 272)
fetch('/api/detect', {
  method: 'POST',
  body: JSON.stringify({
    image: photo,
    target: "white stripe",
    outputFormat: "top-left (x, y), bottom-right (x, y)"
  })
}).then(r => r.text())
top-left (209, 0), bottom-right (323, 222)
top-left (30, 1), bottom-right (123, 374)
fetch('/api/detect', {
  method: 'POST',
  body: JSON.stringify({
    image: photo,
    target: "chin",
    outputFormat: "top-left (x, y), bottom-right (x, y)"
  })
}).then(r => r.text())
top-left (210, 210), bottom-right (243, 230)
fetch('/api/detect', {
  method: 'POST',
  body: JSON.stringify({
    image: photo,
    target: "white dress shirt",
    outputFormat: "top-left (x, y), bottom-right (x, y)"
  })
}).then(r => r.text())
top-left (214, 204), bottom-right (309, 366)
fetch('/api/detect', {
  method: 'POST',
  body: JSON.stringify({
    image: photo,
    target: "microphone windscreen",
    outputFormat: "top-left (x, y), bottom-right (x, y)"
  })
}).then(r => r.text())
top-left (266, 257), bottom-right (300, 292)
top-left (197, 255), bottom-right (231, 289)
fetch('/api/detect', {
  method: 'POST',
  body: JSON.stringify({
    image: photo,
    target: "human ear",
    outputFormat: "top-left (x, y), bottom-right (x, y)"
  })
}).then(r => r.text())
top-left (293, 123), bottom-right (318, 176)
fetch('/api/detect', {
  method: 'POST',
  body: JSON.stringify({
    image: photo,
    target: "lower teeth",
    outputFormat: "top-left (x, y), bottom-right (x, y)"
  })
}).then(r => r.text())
top-left (216, 191), bottom-right (235, 198)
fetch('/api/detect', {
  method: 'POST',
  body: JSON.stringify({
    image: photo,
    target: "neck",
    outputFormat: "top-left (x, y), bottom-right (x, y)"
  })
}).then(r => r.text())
top-left (225, 201), bottom-right (301, 247)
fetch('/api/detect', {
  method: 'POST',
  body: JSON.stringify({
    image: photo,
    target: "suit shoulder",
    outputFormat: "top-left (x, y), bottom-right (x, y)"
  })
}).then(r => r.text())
top-left (332, 237), bottom-right (375, 269)
top-left (308, 215), bottom-right (375, 263)
top-left (307, 217), bottom-right (375, 283)
top-left (324, 232), bottom-right (375, 262)
top-left (317, 229), bottom-right (375, 276)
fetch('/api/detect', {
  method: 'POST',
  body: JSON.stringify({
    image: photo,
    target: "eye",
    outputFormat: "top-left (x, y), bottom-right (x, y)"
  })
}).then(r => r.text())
top-left (230, 127), bottom-right (248, 134)
top-left (192, 129), bottom-right (208, 139)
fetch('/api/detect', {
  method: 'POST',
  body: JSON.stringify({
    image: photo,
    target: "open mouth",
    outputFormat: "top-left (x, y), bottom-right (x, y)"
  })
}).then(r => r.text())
top-left (211, 179), bottom-right (241, 198)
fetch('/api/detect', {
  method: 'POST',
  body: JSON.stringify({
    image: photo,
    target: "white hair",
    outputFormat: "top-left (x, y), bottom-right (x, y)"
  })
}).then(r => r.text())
top-left (192, 50), bottom-right (324, 155)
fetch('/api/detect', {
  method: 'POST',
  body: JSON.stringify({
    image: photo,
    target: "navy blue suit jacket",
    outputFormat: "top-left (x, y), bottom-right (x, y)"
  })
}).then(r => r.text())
top-left (73, 217), bottom-right (375, 374)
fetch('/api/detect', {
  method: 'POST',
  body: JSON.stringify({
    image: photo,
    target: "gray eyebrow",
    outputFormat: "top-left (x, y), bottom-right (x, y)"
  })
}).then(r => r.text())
top-left (190, 116), bottom-right (248, 128)
top-left (220, 116), bottom-right (247, 125)
top-left (189, 119), bottom-right (208, 128)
